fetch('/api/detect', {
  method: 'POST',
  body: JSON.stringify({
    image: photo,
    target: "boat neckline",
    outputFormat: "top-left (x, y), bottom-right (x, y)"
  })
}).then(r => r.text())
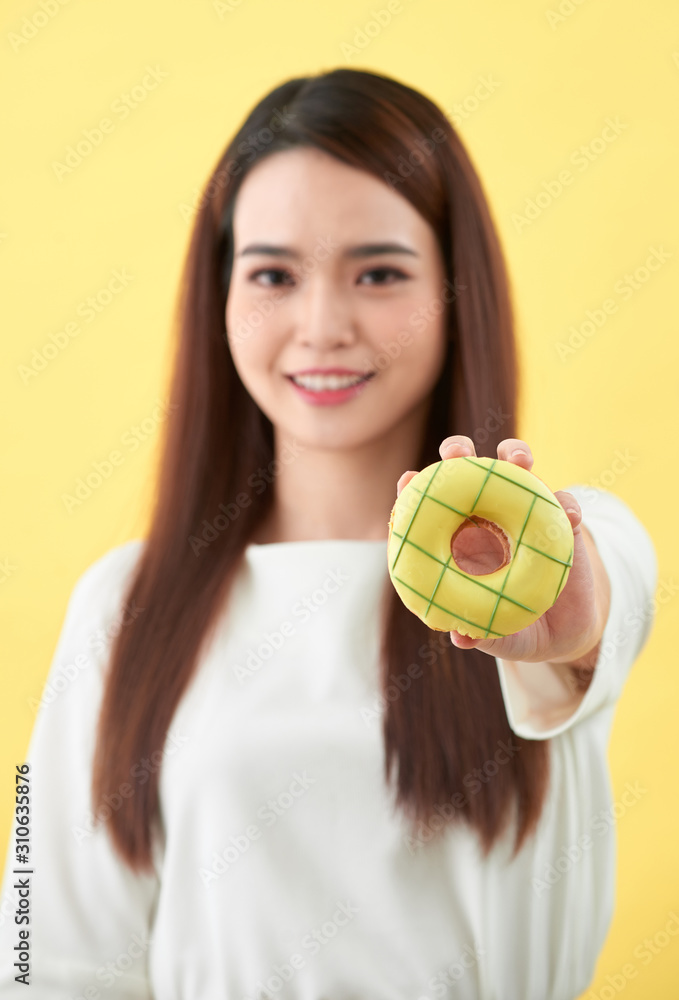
top-left (246, 538), bottom-right (388, 550)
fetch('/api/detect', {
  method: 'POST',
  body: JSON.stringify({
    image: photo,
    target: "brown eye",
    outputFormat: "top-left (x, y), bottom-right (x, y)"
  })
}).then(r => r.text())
top-left (249, 268), bottom-right (295, 286)
top-left (359, 267), bottom-right (409, 285)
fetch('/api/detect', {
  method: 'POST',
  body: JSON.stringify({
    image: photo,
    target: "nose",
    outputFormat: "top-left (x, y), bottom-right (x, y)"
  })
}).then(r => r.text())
top-left (293, 274), bottom-right (357, 350)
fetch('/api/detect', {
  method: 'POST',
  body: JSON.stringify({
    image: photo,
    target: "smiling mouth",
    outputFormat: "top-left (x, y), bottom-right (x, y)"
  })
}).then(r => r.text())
top-left (287, 372), bottom-right (376, 391)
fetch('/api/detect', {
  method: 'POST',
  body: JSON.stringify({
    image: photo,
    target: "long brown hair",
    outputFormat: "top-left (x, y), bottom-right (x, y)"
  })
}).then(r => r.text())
top-left (91, 67), bottom-right (549, 874)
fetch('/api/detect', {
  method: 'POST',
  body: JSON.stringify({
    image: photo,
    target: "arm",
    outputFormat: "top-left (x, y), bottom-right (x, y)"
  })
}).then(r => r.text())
top-left (493, 524), bottom-right (611, 735)
top-left (495, 490), bottom-right (657, 737)
top-left (546, 523), bottom-right (611, 694)
top-left (0, 543), bottom-right (160, 998)
top-left (397, 435), bottom-right (658, 737)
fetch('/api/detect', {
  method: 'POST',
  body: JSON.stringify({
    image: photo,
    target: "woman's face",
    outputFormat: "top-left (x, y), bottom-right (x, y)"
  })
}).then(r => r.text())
top-left (225, 146), bottom-right (449, 453)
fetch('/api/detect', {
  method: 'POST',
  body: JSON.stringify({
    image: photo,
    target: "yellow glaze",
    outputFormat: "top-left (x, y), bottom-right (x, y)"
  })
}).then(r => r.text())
top-left (387, 456), bottom-right (574, 639)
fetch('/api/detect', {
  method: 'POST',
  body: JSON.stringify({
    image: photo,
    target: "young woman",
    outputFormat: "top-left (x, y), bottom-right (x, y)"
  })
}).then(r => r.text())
top-left (0, 68), bottom-right (657, 999)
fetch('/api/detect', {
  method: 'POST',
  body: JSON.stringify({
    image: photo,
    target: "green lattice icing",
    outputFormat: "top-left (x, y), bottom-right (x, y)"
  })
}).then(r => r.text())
top-left (387, 456), bottom-right (574, 638)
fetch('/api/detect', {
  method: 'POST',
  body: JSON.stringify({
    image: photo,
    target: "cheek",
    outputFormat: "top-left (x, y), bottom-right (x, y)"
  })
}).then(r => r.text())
top-left (225, 278), bottom-right (265, 334)
top-left (226, 295), bottom-right (276, 364)
top-left (226, 332), bottom-right (272, 383)
top-left (363, 301), bottom-right (441, 368)
top-left (410, 294), bottom-right (449, 373)
top-left (225, 289), bottom-right (251, 345)
top-left (379, 319), bottom-right (447, 386)
top-left (226, 283), bottom-right (290, 357)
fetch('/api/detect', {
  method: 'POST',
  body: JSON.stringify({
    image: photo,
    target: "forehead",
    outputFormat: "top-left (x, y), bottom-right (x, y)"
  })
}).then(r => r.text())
top-left (230, 146), bottom-right (433, 247)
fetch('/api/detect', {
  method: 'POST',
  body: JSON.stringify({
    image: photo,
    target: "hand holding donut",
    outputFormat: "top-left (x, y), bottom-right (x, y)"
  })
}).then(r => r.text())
top-left (390, 436), bottom-right (607, 666)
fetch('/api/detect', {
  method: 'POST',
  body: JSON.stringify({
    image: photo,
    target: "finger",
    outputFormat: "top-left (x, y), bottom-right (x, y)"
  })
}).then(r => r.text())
top-left (497, 439), bottom-right (534, 471)
top-left (439, 435), bottom-right (477, 459)
top-left (450, 630), bottom-right (481, 648)
top-left (396, 470), bottom-right (418, 497)
top-left (554, 490), bottom-right (583, 531)
top-left (450, 629), bottom-right (502, 653)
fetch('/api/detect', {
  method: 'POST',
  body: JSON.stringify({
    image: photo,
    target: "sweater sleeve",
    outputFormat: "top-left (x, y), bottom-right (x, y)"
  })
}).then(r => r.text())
top-left (495, 486), bottom-right (658, 740)
top-left (0, 540), bottom-right (161, 998)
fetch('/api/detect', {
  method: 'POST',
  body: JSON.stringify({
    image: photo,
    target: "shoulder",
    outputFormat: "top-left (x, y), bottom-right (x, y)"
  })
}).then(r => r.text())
top-left (41, 540), bottom-right (148, 698)
top-left (67, 539), bottom-right (146, 623)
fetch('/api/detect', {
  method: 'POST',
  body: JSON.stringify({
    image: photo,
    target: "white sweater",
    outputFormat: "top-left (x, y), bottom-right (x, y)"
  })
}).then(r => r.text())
top-left (0, 486), bottom-right (657, 1000)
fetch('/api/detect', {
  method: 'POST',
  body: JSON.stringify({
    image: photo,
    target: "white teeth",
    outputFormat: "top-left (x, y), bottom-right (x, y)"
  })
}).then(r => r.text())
top-left (291, 373), bottom-right (370, 391)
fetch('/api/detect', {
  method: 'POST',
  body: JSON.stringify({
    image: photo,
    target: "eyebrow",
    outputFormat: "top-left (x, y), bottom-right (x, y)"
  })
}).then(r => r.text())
top-left (236, 242), bottom-right (419, 259)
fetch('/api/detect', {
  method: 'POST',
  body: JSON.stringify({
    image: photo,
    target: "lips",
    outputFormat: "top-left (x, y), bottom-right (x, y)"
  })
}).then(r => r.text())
top-left (286, 370), bottom-right (375, 406)
top-left (286, 368), bottom-right (375, 385)
top-left (289, 372), bottom-right (372, 387)
top-left (288, 372), bottom-right (372, 382)
top-left (289, 368), bottom-right (369, 376)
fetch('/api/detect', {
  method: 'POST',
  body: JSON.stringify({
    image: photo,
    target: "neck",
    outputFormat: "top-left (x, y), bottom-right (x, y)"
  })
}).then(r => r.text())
top-left (253, 403), bottom-right (430, 544)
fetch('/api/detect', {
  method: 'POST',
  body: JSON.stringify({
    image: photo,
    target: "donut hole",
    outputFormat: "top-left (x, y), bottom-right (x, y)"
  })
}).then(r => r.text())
top-left (450, 516), bottom-right (512, 576)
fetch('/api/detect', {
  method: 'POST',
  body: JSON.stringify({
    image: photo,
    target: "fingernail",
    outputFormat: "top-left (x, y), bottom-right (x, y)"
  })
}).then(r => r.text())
top-left (441, 437), bottom-right (472, 454)
top-left (510, 449), bottom-right (528, 459)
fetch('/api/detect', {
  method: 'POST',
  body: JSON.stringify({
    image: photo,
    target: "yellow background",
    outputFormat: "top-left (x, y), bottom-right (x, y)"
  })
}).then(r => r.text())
top-left (1, 0), bottom-right (677, 994)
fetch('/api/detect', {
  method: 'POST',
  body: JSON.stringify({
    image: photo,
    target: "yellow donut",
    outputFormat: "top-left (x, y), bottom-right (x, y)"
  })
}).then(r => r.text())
top-left (387, 456), bottom-right (574, 639)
